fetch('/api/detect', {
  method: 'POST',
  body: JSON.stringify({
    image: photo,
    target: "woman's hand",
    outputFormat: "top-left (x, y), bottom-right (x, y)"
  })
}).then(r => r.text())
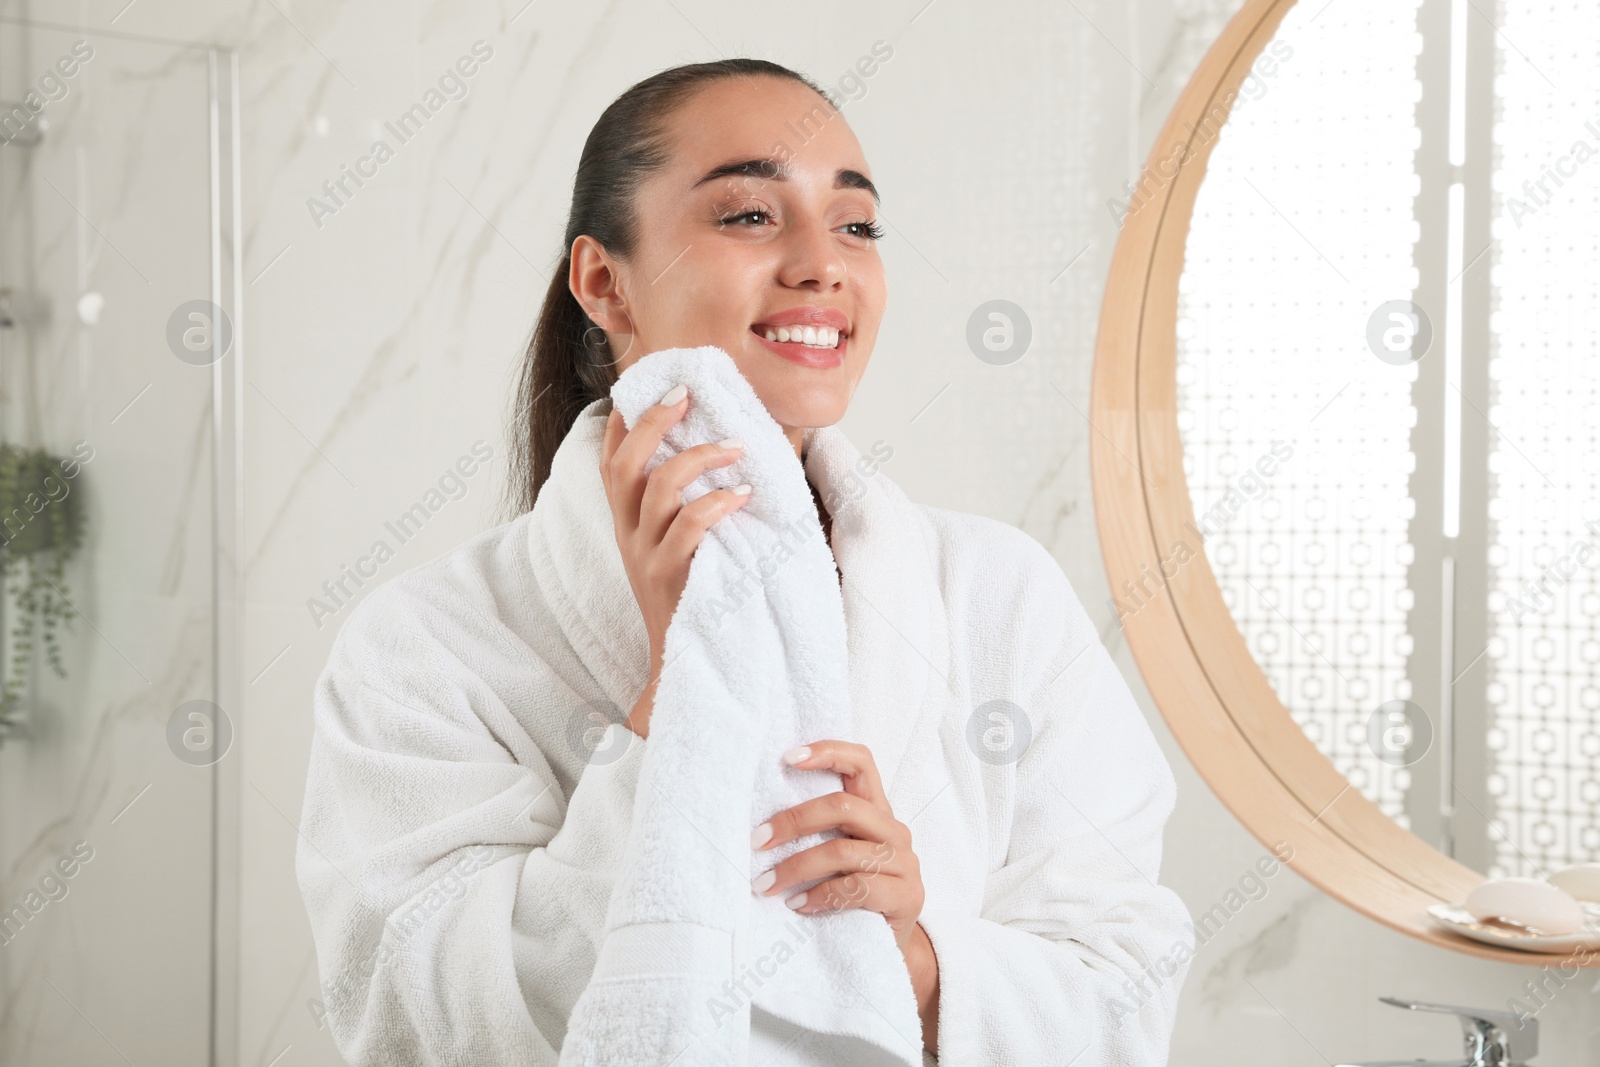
top-left (599, 384), bottom-right (750, 740)
top-left (750, 740), bottom-right (928, 950)
top-left (750, 739), bottom-right (941, 1051)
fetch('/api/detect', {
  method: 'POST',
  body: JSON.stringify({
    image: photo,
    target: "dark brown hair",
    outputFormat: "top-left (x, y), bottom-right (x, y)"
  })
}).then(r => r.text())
top-left (503, 58), bottom-right (832, 518)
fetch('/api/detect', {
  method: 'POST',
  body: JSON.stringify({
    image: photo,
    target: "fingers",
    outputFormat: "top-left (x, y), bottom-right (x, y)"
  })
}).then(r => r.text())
top-left (599, 407), bottom-right (620, 511)
top-left (601, 388), bottom-right (689, 529)
top-left (638, 439), bottom-right (747, 546)
top-left (753, 836), bottom-right (918, 917)
top-left (755, 789), bottom-right (905, 854)
top-left (656, 482), bottom-right (752, 562)
top-left (750, 741), bottom-right (919, 918)
top-left (600, 387), bottom-right (752, 552)
top-left (795, 865), bottom-right (920, 918)
top-left (782, 740), bottom-right (888, 809)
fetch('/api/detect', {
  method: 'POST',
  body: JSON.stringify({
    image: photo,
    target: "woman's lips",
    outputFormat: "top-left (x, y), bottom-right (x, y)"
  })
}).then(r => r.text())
top-left (749, 325), bottom-right (845, 368)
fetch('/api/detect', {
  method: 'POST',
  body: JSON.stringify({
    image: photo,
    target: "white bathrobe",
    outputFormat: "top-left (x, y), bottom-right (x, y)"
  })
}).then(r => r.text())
top-left (296, 371), bottom-right (1193, 1065)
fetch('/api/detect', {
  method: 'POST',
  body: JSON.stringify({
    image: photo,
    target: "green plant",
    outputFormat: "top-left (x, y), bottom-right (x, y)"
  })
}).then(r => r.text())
top-left (0, 443), bottom-right (87, 737)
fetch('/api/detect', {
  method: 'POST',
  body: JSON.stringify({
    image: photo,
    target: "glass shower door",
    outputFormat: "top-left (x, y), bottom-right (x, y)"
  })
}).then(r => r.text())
top-left (0, 19), bottom-right (240, 1066)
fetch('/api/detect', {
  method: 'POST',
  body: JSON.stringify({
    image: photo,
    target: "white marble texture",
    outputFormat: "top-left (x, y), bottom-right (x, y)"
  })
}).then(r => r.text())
top-left (3, 0), bottom-right (1598, 1064)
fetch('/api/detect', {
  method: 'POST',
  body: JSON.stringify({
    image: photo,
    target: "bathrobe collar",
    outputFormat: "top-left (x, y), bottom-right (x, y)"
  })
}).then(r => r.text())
top-left (803, 425), bottom-right (949, 801)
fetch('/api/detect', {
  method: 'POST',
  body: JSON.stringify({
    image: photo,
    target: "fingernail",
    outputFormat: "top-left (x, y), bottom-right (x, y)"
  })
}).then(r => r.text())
top-left (717, 436), bottom-right (744, 450)
top-left (659, 383), bottom-right (687, 407)
top-left (732, 483), bottom-right (752, 496)
top-left (752, 870), bottom-right (776, 894)
top-left (785, 892), bottom-right (807, 910)
top-left (782, 746), bottom-right (810, 765)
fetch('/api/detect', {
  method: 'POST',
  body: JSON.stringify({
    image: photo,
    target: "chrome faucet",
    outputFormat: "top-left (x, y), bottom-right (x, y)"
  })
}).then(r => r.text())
top-left (1336, 996), bottom-right (1538, 1067)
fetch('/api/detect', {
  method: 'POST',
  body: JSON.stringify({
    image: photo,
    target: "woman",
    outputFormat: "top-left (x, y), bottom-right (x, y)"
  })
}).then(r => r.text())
top-left (297, 58), bottom-right (1192, 1065)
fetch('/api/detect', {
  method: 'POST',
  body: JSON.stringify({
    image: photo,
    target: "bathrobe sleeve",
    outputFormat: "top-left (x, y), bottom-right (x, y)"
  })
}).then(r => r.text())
top-left (296, 570), bottom-right (651, 1066)
top-left (914, 529), bottom-right (1193, 1066)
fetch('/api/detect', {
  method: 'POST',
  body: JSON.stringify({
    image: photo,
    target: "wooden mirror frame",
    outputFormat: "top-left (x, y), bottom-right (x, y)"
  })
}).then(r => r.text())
top-left (1090, 0), bottom-right (1598, 965)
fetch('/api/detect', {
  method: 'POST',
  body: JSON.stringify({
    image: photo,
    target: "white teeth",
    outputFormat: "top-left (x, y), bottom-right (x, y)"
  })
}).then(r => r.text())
top-left (759, 325), bottom-right (841, 349)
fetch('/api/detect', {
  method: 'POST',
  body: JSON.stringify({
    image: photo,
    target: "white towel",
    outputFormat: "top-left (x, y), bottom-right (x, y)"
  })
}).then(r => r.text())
top-left (557, 345), bottom-right (923, 1065)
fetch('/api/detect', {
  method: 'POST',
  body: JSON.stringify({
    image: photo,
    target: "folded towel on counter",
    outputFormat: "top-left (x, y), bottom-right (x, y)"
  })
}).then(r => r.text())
top-left (296, 344), bottom-right (1193, 1066)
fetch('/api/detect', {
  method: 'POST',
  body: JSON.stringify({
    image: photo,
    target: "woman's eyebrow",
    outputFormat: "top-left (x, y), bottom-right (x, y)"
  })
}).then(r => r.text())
top-left (692, 158), bottom-right (880, 206)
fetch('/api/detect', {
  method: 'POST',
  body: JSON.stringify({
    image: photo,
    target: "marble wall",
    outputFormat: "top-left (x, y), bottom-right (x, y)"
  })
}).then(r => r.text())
top-left (4, 0), bottom-right (1597, 1064)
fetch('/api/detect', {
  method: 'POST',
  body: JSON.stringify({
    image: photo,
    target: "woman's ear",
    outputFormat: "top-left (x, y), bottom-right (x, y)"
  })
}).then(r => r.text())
top-left (569, 234), bottom-right (628, 332)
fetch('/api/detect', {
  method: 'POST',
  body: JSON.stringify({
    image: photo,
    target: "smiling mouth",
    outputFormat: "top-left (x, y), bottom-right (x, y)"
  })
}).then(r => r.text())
top-left (749, 323), bottom-right (845, 350)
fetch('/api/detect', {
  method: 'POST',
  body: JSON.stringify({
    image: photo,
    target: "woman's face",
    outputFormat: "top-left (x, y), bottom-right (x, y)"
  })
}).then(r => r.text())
top-left (571, 76), bottom-right (886, 449)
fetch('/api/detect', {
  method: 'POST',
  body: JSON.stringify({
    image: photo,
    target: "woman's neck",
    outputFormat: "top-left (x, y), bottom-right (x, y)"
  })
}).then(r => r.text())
top-left (793, 427), bottom-right (837, 575)
top-left (809, 478), bottom-right (835, 552)
top-left (784, 424), bottom-right (806, 460)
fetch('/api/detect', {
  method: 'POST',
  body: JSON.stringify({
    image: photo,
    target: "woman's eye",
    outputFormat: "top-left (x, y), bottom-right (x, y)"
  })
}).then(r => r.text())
top-left (841, 219), bottom-right (886, 241)
top-left (718, 211), bottom-right (883, 241)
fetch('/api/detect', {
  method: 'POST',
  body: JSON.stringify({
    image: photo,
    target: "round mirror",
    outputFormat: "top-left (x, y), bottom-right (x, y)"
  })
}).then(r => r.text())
top-left (1093, 0), bottom-right (1600, 960)
top-left (1176, 0), bottom-right (1600, 880)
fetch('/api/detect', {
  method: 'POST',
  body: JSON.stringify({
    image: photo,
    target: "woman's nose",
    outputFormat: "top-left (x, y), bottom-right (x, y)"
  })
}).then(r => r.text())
top-left (776, 220), bottom-right (847, 290)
